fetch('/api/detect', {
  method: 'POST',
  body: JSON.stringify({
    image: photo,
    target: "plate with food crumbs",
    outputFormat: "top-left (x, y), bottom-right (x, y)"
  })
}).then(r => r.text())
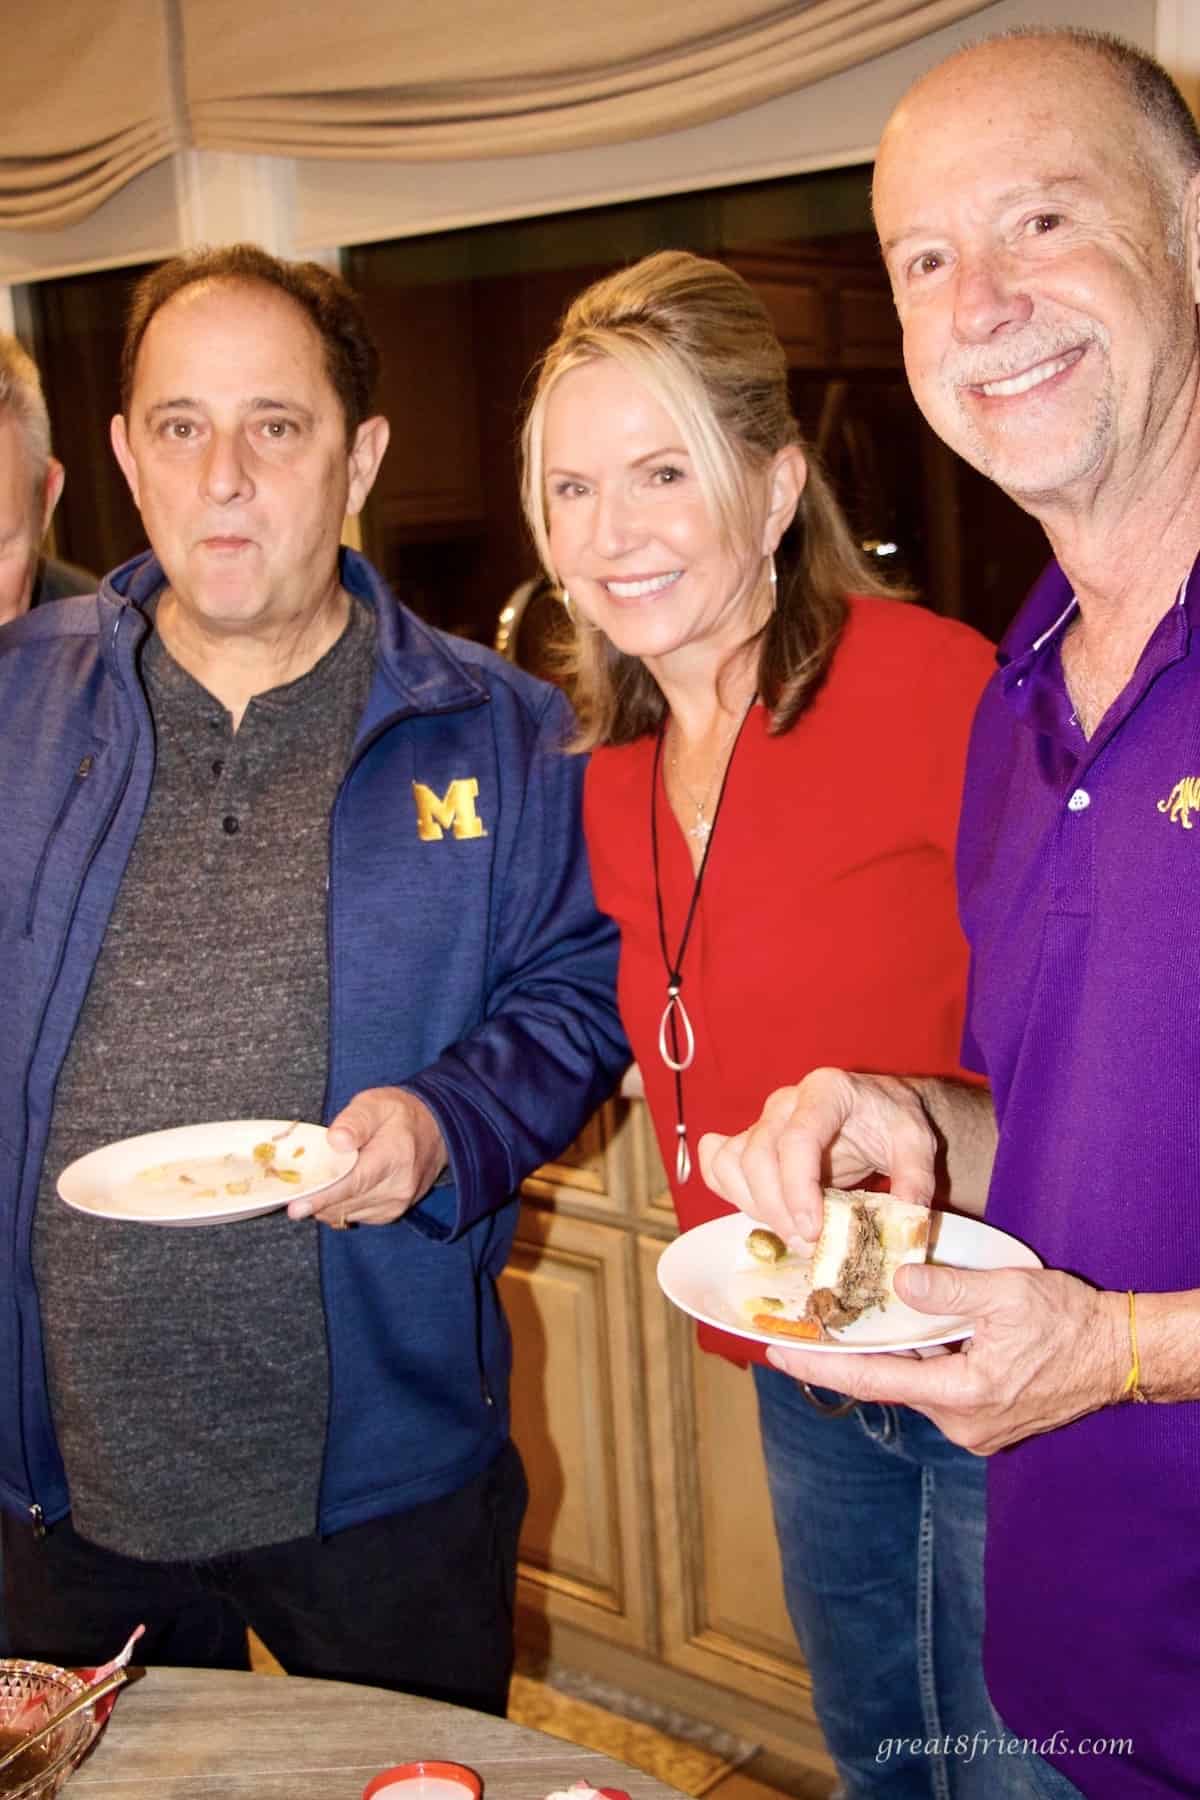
top-left (57, 1121), bottom-right (356, 1226)
top-left (656, 1207), bottom-right (1042, 1353)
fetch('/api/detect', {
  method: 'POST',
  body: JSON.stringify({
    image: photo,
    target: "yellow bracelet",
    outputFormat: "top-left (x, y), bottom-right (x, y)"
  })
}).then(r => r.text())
top-left (1121, 1290), bottom-right (1149, 1404)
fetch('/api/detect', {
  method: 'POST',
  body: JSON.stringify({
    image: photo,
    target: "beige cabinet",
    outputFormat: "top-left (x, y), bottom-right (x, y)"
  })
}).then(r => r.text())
top-left (504, 1100), bottom-right (829, 1762)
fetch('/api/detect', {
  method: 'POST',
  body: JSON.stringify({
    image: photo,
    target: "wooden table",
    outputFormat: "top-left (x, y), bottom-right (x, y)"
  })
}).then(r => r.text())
top-left (67, 1667), bottom-right (691, 1800)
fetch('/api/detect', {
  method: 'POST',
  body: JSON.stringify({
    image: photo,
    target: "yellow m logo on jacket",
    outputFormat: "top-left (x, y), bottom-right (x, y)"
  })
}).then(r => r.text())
top-left (412, 777), bottom-right (487, 841)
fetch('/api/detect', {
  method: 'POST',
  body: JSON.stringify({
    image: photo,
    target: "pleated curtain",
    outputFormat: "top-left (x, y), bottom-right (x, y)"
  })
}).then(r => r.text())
top-left (3, 0), bottom-right (992, 230)
top-left (1, 0), bottom-right (183, 229)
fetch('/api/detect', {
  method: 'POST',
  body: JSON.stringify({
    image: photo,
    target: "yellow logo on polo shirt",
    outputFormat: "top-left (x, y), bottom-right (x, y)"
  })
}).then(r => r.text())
top-left (1156, 776), bottom-right (1200, 829)
top-left (412, 778), bottom-right (487, 841)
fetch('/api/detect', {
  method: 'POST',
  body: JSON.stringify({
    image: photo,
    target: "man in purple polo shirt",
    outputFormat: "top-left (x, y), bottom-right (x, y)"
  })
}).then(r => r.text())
top-left (699, 26), bottom-right (1200, 1800)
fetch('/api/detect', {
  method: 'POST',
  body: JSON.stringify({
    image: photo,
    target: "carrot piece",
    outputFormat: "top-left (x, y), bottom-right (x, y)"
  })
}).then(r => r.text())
top-left (752, 1313), bottom-right (823, 1340)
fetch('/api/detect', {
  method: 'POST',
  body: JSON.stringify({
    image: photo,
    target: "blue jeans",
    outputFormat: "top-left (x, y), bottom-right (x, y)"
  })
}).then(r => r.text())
top-left (994, 1734), bottom-right (1085, 1800)
top-left (754, 1364), bottom-right (1031, 1800)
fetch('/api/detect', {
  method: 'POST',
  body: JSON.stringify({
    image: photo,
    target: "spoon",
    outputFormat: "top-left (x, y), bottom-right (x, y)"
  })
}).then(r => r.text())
top-left (0, 1668), bottom-right (126, 1777)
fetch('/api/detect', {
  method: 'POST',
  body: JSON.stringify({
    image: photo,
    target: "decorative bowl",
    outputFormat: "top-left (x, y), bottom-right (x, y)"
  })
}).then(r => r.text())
top-left (0, 1661), bottom-right (100, 1799)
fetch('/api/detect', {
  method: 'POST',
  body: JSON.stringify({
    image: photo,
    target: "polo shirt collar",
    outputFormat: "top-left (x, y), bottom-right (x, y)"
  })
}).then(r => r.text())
top-left (996, 559), bottom-right (1077, 669)
top-left (995, 549), bottom-right (1199, 751)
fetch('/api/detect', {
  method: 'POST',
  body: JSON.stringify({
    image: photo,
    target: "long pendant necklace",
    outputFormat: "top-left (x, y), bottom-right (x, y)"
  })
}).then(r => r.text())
top-left (651, 696), bottom-right (757, 1184)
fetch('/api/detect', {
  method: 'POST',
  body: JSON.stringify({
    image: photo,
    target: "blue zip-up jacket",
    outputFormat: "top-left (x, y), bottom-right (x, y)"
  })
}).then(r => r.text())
top-left (0, 548), bottom-right (628, 1536)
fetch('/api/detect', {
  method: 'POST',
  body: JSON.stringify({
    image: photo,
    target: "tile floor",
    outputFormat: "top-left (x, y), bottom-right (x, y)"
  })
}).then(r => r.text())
top-left (715, 1756), bottom-right (839, 1800)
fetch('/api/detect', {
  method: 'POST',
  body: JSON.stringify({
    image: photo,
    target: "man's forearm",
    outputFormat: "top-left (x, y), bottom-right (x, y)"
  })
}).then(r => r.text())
top-left (904, 1077), bottom-right (997, 1218)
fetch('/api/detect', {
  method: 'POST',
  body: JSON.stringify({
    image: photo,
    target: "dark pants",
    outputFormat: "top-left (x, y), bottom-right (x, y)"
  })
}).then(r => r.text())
top-left (2, 1441), bottom-right (527, 1717)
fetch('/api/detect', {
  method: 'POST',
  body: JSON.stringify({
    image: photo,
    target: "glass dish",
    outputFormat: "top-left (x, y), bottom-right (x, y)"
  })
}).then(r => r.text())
top-left (0, 1661), bottom-right (100, 1800)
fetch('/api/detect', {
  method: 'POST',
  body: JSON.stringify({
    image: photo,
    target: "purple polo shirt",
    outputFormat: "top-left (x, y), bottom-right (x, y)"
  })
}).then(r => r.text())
top-left (958, 557), bottom-right (1200, 1797)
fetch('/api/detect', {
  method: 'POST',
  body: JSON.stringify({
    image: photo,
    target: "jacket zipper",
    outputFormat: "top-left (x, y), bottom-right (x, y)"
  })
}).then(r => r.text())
top-left (16, 623), bottom-right (145, 1519)
top-left (23, 754), bottom-right (95, 938)
top-left (315, 691), bottom-right (491, 1519)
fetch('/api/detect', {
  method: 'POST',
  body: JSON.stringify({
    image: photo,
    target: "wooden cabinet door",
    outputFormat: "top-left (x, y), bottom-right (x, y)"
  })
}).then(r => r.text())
top-left (505, 1204), bottom-right (655, 1652)
top-left (507, 1099), bottom-right (815, 1712)
top-left (638, 1236), bottom-right (812, 1711)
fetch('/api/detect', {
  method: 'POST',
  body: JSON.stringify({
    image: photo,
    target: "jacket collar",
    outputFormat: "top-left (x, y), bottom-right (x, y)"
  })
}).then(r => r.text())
top-left (99, 547), bottom-right (489, 716)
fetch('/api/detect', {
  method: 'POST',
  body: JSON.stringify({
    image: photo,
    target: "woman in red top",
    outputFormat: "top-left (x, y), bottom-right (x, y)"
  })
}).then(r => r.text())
top-left (521, 252), bottom-right (1011, 1799)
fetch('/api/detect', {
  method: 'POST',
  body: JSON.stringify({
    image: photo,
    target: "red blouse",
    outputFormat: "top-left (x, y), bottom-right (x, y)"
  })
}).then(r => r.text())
top-left (584, 594), bottom-right (996, 1364)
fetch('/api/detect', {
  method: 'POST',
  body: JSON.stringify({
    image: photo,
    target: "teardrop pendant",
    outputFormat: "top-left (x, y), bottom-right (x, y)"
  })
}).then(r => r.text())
top-left (651, 694), bottom-right (757, 1199)
top-left (658, 985), bottom-right (696, 1072)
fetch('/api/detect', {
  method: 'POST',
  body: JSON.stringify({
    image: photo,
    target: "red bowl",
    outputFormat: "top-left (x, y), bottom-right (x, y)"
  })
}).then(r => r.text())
top-left (363, 1760), bottom-right (483, 1800)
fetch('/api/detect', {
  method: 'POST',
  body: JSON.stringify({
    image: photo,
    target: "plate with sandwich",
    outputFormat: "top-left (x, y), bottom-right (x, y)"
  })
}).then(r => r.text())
top-left (656, 1190), bottom-right (1042, 1352)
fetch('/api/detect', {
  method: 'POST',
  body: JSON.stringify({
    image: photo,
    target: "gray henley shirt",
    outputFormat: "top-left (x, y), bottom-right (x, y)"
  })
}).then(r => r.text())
top-left (33, 596), bottom-right (376, 1560)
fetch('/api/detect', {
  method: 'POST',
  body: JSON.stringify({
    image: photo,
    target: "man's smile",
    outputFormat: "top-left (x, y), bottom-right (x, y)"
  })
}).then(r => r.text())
top-left (968, 347), bottom-right (1086, 401)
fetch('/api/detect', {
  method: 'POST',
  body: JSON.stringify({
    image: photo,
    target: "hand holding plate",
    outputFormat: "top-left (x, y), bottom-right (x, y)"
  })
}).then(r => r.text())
top-left (290, 1088), bottom-right (447, 1227)
top-left (765, 1265), bottom-right (1128, 1453)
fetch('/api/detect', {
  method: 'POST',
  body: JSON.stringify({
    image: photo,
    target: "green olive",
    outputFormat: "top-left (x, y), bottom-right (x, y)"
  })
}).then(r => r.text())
top-left (746, 1227), bottom-right (788, 1264)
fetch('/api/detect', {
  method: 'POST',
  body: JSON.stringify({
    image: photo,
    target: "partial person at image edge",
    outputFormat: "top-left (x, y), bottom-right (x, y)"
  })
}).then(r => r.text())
top-left (0, 332), bottom-right (97, 626)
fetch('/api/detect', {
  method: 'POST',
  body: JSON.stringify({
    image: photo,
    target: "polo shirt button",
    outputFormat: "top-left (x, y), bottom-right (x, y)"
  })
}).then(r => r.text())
top-left (1067, 788), bottom-right (1090, 812)
top-left (222, 815), bottom-right (240, 835)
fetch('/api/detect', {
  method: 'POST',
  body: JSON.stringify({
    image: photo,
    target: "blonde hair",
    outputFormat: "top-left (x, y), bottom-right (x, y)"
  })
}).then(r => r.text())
top-left (521, 250), bottom-right (899, 747)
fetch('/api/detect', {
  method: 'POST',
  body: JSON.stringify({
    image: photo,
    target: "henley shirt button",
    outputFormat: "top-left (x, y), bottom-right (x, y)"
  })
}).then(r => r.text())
top-left (211, 759), bottom-right (224, 777)
top-left (222, 814), bottom-right (240, 835)
top-left (1067, 788), bottom-right (1091, 812)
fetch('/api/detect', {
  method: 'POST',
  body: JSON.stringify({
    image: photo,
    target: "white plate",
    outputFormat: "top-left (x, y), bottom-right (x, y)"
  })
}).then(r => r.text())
top-left (656, 1209), bottom-right (1042, 1353)
top-left (57, 1120), bottom-right (357, 1227)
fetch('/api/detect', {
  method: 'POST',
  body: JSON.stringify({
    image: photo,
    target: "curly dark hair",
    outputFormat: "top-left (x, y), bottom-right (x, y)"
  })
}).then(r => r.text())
top-left (120, 244), bottom-right (379, 444)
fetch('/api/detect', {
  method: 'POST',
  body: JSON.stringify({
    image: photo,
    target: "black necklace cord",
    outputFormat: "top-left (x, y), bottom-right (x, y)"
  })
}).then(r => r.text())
top-left (650, 697), bottom-right (757, 1183)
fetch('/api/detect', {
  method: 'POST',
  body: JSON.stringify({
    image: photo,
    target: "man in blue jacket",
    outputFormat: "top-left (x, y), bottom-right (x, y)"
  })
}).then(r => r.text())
top-left (0, 334), bottom-right (97, 1661)
top-left (0, 244), bottom-right (627, 1712)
